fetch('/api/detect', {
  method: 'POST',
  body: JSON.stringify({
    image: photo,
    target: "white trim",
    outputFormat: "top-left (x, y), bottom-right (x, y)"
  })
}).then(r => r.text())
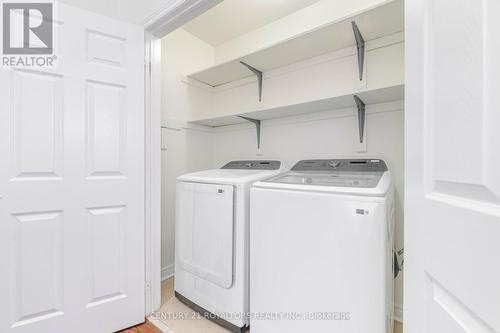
top-left (144, 33), bottom-right (162, 316)
top-left (144, 0), bottom-right (223, 38)
top-left (141, 0), bottom-right (185, 27)
top-left (147, 317), bottom-right (173, 332)
top-left (394, 304), bottom-right (404, 323)
top-left (161, 264), bottom-right (175, 281)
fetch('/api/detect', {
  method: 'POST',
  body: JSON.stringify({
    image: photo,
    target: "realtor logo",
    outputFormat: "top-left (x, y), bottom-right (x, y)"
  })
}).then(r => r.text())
top-left (3, 2), bottom-right (53, 54)
top-left (2, 1), bottom-right (56, 67)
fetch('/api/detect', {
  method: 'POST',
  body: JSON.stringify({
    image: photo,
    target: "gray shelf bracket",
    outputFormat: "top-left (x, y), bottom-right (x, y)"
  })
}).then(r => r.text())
top-left (238, 115), bottom-right (261, 149)
top-left (353, 95), bottom-right (366, 143)
top-left (240, 61), bottom-right (263, 102)
top-left (351, 21), bottom-right (365, 81)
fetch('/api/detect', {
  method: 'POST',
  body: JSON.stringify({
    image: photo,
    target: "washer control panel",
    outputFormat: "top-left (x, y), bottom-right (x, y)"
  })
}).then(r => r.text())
top-left (291, 159), bottom-right (388, 173)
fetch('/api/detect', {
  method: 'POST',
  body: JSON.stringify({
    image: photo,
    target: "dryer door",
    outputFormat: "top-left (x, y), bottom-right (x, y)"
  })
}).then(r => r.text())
top-left (176, 182), bottom-right (235, 288)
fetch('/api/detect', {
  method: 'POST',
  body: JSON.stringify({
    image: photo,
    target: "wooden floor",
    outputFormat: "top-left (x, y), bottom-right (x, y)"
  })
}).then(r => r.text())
top-left (118, 320), bottom-right (164, 333)
top-left (395, 321), bottom-right (403, 333)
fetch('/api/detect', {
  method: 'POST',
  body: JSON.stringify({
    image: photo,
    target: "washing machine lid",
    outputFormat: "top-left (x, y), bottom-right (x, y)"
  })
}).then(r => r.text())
top-left (257, 159), bottom-right (391, 196)
top-left (178, 160), bottom-right (282, 184)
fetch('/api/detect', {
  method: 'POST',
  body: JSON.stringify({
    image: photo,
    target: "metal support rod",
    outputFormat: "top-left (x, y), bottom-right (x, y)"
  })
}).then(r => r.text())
top-left (353, 95), bottom-right (366, 143)
top-left (238, 115), bottom-right (261, 149)
top-left (240, 61), bottom-right (263, 102)
top-left (351, 21), bottom-right (365, 81)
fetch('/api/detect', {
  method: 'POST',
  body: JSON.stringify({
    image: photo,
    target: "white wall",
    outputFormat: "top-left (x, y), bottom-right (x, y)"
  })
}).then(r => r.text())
top-left (211, 102), bottom-right (405, 315)
top-left (161, 29), bottom-right (215, 279)
top-left (161, 29), bottom-right (214, 122)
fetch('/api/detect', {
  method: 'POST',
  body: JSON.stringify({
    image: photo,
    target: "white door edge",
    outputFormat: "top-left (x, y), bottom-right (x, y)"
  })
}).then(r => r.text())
top-left (144, 32), bottom-right (162, 315)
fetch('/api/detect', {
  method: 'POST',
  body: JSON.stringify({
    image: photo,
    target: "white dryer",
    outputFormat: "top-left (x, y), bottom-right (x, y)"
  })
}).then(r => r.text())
top-left (250, 159), bottom-right (395, 333)
top-left (175, 160), bottom-right (283, 333)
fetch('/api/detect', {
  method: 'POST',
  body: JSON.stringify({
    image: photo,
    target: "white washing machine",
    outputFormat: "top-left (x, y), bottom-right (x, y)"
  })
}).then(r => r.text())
top-left (250, 159), bottom-right (394, 333)
top-left (175, 160), bottom-right (283, 333)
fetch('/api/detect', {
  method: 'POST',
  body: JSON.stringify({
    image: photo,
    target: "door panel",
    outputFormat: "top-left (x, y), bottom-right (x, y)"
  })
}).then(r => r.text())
top-left (86, 80), bottom-right (127, 178)
top-left (86, 205), bottom-right (127, 307)
top-left (11, 211), bottom-right (64, 328)
top-left (176, 182), bottom-right (235, 288)
top-left (0, 3), bottom-right (144, 333)
top-left (11, 70), bottom-right (64, 180)
top-left (406, 0), bottom-right (500, 332)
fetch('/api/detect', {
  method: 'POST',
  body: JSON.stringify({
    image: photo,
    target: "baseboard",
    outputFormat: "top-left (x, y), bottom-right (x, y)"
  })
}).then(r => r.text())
top-left (147, 316), bottom-right (172, 333)
top-left (161, 264), bottom-right (174, 281)
top-left (394, 304), bottom-right (403, 323)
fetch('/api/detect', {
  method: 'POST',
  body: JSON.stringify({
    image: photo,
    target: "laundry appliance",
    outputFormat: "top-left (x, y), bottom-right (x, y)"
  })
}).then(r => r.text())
top-left (175, 160), bottom-right (283, 332)
top-left (249, 159), bottom-right (394, 333)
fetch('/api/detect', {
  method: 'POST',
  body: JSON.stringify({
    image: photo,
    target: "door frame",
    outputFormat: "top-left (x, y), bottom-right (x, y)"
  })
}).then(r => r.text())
top-left (143, 0), bottom-right (223, 315)
top-left (144, 32), bottom-right (162, 315)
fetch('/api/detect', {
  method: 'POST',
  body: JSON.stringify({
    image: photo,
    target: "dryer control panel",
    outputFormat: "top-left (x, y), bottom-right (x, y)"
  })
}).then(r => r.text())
top-left (291, 159), bottom-right (388, 173)
top-left (221, 160), bottom-right (281, 170)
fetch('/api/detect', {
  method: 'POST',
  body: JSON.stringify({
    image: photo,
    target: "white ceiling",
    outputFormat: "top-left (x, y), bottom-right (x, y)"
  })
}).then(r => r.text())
top-left (56, 0), bottom-right (181, 25)
top-left (182, 0), bottom-right (321, 46)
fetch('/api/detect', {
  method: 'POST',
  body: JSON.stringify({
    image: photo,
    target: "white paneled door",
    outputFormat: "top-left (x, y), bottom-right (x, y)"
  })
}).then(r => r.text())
top-left (405, 0), bottom-right (500, 333)
top-left (0, 3), bottom-right (144, 333)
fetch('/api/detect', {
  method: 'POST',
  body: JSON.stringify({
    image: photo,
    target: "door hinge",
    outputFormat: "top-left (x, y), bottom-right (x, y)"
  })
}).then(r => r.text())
top-left (394, 248), bottom-right (404, 279)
